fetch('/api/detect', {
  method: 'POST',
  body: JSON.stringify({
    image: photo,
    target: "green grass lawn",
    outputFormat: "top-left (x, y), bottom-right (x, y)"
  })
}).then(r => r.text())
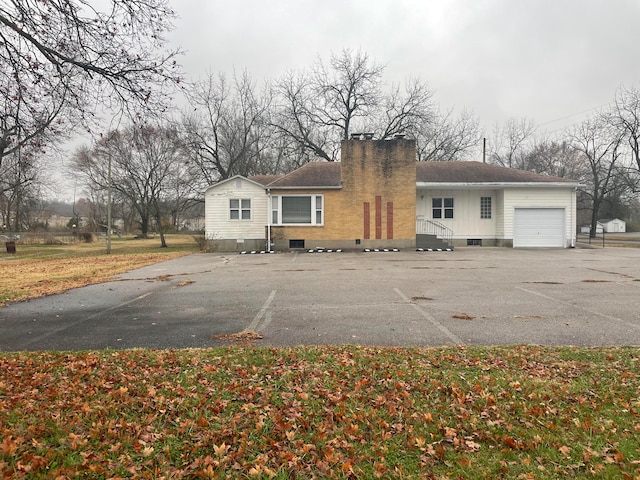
top-left (0, 235), bottom-right (201, 305)
top-left (1, 345), bottom-right (638, 478)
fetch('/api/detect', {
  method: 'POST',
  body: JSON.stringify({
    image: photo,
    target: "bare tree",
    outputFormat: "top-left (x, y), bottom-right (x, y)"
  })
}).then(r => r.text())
top-left (0, 143), bottom-right (41, 230)
top-left (313, 49), bottom-right (384, 141)
top-left (569, 113), bottom-right (625, 237)
top-left (73, 124), bottom-right (185, 245)
top-left (0, 57), bottom-right (68, 168)
top-left (273, 69), bottom-right (342, 162)
top-left (613, 84), bottom-right (640, 174)
top-left (519, 139), bottom-right (586, 179)
top-left (415, 108), bottom-right (481, 161)
top-left (182, 71), bottom-right (275, 187)
top-left (374, 78), bottom-right (435, 140)
top-left (0, 0), bottom-right (182, 167)
top-left (489, 117), bottom-right (536, 168)
top-left (274, 49), bottom-right (436, 161)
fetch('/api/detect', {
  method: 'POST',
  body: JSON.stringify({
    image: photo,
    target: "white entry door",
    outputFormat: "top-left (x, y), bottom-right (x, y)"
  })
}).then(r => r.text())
top-left (513, 208), bottom-right (565, 247)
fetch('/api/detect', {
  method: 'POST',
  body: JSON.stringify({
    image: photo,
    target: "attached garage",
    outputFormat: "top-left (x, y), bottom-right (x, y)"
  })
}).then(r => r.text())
top-left (513, 208), bottom-right (565, 248)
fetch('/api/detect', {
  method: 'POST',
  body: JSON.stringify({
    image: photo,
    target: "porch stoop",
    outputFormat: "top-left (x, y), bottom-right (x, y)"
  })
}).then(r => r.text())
top-left (416, 234), bottom-right (453, 250)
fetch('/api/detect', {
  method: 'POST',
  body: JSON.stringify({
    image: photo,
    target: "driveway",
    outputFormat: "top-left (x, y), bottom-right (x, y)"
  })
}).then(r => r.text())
top-left (1, 247), bottom-right (640, 351)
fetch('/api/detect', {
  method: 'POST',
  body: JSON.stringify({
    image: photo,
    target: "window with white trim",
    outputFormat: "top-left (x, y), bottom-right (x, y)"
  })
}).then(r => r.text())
top-left (230, 198), bottom-right (251, 220)
top-left (480, 196), bottom-right (492, 219)
top-left (432, 197), bottom-right (454, 219)
top-left (272, 195), bottom-right (324, 225)
top-left (271, 195), bottom-right (279, 224)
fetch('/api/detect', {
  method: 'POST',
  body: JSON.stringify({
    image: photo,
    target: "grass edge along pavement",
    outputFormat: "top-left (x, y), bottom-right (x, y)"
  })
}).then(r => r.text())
top-left (0, 235), bottom-right (200, 306)
top-left (1, 345), bottom-right (639, 478)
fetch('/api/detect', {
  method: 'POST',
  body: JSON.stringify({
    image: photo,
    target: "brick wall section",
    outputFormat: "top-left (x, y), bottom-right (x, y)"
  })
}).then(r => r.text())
top-left (337, 139), bottom-right (416, 244)
top-left (375, 196), bottom-right (382, 239)
top-left (271, 138), bottom-right (417, 249)
top-left (363, 202), bottom-right (370, 239)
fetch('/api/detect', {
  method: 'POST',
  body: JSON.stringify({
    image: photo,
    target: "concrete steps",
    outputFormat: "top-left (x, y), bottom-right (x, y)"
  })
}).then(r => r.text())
top-left (416, 234), bottom-right (452, 250)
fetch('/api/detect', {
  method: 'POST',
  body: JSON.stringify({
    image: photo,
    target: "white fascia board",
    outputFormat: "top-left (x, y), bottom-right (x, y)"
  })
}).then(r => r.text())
top-left (267, 186), bottom-right (342, 190)
top-left (204, 175), bottom-right (267, 194)
top-left (416, 182), bottom-right (583, 189)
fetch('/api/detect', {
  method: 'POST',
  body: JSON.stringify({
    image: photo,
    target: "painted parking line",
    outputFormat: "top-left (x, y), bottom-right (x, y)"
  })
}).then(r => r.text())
top-left (19, 292), bottom-right (155, 349)
top-left (245, 290), bottom-right (277, 332)
top-left (516, 287), bottom-right (640, 331)
top-left (394, 288), bottom-right (464, 345)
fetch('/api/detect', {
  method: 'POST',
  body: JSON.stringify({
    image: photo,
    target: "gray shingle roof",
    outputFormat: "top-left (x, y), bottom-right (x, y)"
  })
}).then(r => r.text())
top-left (248, 174), bottom-right (283, 186)
top-left (417, 161), bottom-right (576, 184)
top-left (266, 162), bottom-right (342, 188)
top-left (263, 160), bottom-right (577, 188)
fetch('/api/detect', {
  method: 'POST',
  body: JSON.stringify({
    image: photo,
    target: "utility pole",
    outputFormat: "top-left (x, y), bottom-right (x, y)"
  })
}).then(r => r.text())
top-left (483, 137), bottom-right (486, 163)
top-left (106, 152), bottom-right (112, 254)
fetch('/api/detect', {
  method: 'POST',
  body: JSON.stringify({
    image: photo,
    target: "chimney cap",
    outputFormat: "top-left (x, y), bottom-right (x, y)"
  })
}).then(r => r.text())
top-left (350, 132), bottom-right (375, 140)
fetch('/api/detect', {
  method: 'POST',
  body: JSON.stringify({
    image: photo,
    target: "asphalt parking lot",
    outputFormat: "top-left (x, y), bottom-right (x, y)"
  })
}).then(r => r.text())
top-left (1, 247), bottom-right (640, 351)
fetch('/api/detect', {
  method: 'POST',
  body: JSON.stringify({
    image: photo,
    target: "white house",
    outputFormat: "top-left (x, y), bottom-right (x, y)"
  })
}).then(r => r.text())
top-left (205, 139), bottom-right (581, 251)
top-left (416, 162), bottom-right (580, 248)
top-left (204, 175), bottom-right (278, 251)
top-left (599, 218), bottom-right (626, 233)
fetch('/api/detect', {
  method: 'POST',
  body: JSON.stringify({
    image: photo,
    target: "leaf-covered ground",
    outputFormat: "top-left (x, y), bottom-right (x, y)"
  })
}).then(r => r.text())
top-left (1, 345), bottom-right (639, 479)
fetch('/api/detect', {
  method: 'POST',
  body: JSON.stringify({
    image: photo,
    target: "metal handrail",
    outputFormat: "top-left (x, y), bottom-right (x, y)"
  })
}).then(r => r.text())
top-left (416, 219), bottom-right (453, 245)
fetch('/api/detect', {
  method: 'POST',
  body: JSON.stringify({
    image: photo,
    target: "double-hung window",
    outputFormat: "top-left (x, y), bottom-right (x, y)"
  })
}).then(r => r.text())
top-left (432, 197), bottom-right (454, 219)
top-left (271, 195), bottom-right (324, 225)
top-left (230, 198), bottom-right (251, 220)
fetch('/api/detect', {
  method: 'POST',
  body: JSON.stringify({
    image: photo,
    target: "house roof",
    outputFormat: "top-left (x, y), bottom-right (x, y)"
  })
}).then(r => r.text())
top-left (266, 162), bottom-right (342, 188)
top-left (416, 161), bottom-right (577, 184)
top-left (249, 174), bottom-right (283, 186)
top-left (204, 174), bottom-right (269, 193)
top-left (598, 218), bottom-right (624, 223)
top-left (208, 161), bottom-right (579, 191)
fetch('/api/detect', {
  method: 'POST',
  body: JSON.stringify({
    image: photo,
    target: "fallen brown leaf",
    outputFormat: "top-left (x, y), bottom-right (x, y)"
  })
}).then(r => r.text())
top-left (212, 330), bottom-right (264, 343)
top-left (452, 313), bottom-right (475, 320)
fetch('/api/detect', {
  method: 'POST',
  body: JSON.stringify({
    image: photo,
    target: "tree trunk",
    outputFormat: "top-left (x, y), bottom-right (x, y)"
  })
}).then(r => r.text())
top-left (158, 222), bottom-right (167, 248)
top-left (139, 215), bottom-right (149, 238)
top-left (590, 196), bottom-right (601, 239)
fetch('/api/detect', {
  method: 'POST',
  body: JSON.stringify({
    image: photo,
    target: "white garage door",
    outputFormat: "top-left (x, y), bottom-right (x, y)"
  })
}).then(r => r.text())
top-left (513, 208), bottom-right (565, 247)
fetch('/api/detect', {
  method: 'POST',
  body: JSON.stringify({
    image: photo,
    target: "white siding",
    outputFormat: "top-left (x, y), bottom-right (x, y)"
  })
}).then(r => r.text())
top-left (416, 186), bottom-right (577, 247)
top-left (502, 188), bottom-right (576, 247)
top-left (416, 189), bottom-right (497, 239)
top-left (204, 178), bottom-right (268, 240)
top-left (495, 190), bottom-right (505, 238)
top-left (602, 219), bottom-right (626, 233)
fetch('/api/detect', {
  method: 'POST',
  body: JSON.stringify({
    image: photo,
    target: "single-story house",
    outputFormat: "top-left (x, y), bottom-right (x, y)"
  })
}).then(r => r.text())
top-left (204, 138), bottom-right (580, 251)
top-left (580, 223), bottom-right (604, 234)
top-left (580, 218), bottom-right (626, 234)
top-left (599, 218), bottom-right (626, 233)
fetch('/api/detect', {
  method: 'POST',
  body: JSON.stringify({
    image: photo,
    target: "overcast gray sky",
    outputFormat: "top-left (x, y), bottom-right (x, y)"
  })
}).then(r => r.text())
top-left (168, 0), bottom-right (640, 134)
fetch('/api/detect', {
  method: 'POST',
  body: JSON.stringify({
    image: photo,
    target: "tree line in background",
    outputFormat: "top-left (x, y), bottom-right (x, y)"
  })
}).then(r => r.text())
top-left (1, 1), bottom-right (639, 239)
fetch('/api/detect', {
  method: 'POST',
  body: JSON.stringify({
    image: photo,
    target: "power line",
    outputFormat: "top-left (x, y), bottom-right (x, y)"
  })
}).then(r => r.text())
top-left (535, 101), bottom-right (613, 129)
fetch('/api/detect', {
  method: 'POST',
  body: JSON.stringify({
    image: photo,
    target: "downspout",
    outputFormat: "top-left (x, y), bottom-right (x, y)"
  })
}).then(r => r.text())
top-left (267, 188), bottom-right (271, 252)
top-left (570, 187), bottom-right (576, 248)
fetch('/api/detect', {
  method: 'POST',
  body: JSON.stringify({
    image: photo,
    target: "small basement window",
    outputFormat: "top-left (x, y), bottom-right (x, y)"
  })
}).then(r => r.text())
top-left (467, 239), bottom-right (482, 246)
top-left (289, 239), bottom-right (305, 249)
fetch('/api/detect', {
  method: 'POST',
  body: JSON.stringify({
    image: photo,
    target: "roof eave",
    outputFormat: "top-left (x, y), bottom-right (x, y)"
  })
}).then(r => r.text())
top-left (266, 185), bottom-right (343, 190)
top-left (204, 175), bottom-right (267, 194)
top-left (416, 182), bottom-right (583, 188)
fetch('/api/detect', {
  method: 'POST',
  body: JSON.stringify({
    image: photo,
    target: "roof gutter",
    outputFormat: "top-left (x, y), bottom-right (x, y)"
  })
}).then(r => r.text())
top-left (267, 186), bottom-right (342, 190)
top-left (416, 182), bottom-right (584, 189)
